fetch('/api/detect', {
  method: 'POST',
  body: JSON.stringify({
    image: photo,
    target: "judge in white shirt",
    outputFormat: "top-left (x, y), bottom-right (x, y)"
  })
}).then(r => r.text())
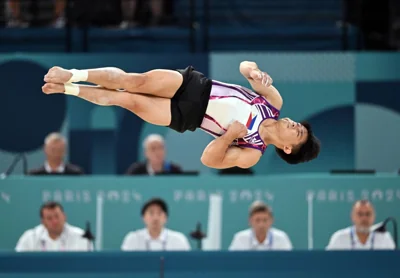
top-left (16, 201), bottom-right (90, 252)
top-left (229, 201), bottom-right (293, 251)
top-left (121, 198), bottom-right (191, 251)
top-left (326, 200), bottom-right (395, 250)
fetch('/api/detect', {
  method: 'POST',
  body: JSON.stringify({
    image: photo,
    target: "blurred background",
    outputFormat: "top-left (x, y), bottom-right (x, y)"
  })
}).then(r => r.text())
top-left (1, 0), bottom-right (400, 276)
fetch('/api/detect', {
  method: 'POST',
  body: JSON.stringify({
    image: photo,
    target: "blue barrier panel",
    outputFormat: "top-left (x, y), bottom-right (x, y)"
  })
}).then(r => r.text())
top-left (0, 251), bottom-right (398, 278)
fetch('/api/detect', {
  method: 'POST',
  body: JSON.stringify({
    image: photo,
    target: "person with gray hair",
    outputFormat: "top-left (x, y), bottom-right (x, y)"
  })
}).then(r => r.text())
top-left (326, 200), bottom-right (395, 250)
top-left (29, 132), bottom-right (84, 175)
top-left (229, 200), bottom-right (292, 251)
top-left (125, 134), bottom-right (182, 175)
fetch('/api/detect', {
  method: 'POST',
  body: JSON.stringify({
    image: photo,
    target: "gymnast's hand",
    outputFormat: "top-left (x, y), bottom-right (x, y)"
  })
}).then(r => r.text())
top-left (249, 69), bottom-right (273, 87)
top-left (227, 121), bottom-right (248, 138)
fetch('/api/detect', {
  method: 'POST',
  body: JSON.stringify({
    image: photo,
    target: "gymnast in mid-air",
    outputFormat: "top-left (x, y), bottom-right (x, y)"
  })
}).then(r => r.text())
top-left (42, 61), bottom-right (320, 169)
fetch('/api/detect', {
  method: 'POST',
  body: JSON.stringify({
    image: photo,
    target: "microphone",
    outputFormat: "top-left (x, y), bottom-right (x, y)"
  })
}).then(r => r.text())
top-left (372, 217), bottom-right (398, 248)
top-left (82, 221), bottom-right (95, 251)
top-left (0, 153), bottom-right (28, 179)
top-left (190, 222), bottom-right (206, 250)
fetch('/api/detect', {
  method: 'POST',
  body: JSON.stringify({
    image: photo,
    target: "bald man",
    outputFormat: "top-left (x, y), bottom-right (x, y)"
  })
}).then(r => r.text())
top-left (125, 134), bottom-right (182, 175)
top-left (326, 200), bottom-right (395, 250)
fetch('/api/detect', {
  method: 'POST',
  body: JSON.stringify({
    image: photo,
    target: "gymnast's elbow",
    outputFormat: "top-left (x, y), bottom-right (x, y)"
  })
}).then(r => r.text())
top-left (200, 153), bottom-right (216, 168)
top-left (200, 153), bottom-right (225, 169)
top-left (240, 61), bottom-right (257, 72)
top-left (240, 61), bottom-right (257, 68)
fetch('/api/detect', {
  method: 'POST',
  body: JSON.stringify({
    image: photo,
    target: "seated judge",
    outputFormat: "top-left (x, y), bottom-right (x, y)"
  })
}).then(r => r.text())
top-left (326, 200), bottom-right (395, 250)
top-left (125, 134), bottom-right (182, 175)
top-left (16, 201), bottom-right (91, 252)
top-left (229, 201), bottom-right (293, 251)
top-left (121, 198), bottom-right (191, 251)
top-left (29, 132), bottom-right (84, 175)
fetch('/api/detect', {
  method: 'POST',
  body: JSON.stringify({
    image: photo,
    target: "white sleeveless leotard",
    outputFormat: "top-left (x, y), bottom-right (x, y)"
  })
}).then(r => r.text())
top-left (200, 80), bottom-right (280, 154)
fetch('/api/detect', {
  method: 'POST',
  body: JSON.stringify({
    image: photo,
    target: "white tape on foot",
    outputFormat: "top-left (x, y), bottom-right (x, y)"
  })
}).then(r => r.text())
top-left (64, 83), bottom-right (80, 96)
top-left (67, 69), bottom-right (88, 83)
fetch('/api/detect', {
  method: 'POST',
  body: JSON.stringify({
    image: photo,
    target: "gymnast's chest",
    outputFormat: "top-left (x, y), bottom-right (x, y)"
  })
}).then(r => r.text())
top-left (205, 97), bottom-right (257, 130)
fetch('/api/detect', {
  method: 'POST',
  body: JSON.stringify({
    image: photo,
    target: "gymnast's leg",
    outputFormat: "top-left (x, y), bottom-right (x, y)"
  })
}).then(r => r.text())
top-left (42, 83), bottom-right (171, 126)
top-left (43, 66), bottom-right (183, 98)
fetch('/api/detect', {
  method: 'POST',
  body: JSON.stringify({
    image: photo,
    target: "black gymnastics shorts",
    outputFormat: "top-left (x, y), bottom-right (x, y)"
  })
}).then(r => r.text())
top-left (168, 66), bottom-right (212, 133)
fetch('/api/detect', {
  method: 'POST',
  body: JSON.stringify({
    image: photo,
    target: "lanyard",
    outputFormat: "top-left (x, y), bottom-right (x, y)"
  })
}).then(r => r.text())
top-left (145, 231), bottom-right (168, 251)
top-left (350, 228), bottom-right (375, 250)
top-left (38, 229), bottom-right (68, 251)
top-left (40, 238), bottom-right (66, 251)
top-left (250, 231), bottom-right (273, 250)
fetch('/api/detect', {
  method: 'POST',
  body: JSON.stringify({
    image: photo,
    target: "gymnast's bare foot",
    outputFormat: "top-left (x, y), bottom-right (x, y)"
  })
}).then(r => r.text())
top-left (44, 67), bottom-right (72, 84)
top-left (42, 83), bottom-right (65, 94)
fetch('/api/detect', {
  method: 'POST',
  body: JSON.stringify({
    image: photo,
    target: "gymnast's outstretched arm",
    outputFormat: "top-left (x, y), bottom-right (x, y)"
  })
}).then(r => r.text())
top-left (239, 61), bottom-right (283, 110)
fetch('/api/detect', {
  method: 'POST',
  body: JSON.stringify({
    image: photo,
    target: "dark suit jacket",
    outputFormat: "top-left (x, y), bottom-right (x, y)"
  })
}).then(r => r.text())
top-left (28, 163), bottom-right (84, 176)
top-left (125, 161), bottom-right (182, 175)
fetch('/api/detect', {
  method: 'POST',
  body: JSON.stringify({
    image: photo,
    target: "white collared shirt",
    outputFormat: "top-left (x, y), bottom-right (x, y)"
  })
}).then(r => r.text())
top-left (15, 223), bottom-right (91, 252)
top-left (326, 226), bottom-right (395, 250)
top-left (44, 161), bottom-right (65, 173)
top-left (121, 228), bottom-right (191, 251)
top-left (229, 228), bottom-right (293, 251)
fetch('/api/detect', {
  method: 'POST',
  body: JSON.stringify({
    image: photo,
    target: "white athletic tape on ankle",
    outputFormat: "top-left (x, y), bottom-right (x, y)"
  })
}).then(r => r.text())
top-left (64, 83), bottom-right (80, 96)
top-left (67, 69), bottom-right (88, 83)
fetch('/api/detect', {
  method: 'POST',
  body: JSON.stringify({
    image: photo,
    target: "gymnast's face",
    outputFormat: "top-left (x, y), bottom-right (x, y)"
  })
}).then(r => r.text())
top-left (143, 205), bottom-right (167, 231)
top-left (278, 118), bottom-right (308, 154)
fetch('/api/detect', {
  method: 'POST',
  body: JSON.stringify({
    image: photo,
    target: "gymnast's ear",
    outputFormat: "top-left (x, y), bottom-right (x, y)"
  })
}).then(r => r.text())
top-left (283, 145), bottom-right (292, 154)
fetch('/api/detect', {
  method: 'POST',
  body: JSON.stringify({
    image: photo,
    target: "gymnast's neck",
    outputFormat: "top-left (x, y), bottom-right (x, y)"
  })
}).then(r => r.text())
top-left (259, 120), bottom-right (282, 148)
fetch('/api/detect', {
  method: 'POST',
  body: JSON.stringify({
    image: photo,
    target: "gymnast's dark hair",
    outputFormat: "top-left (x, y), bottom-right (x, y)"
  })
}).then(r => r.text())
top-left (275, 121), bottom-right (320, 164)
